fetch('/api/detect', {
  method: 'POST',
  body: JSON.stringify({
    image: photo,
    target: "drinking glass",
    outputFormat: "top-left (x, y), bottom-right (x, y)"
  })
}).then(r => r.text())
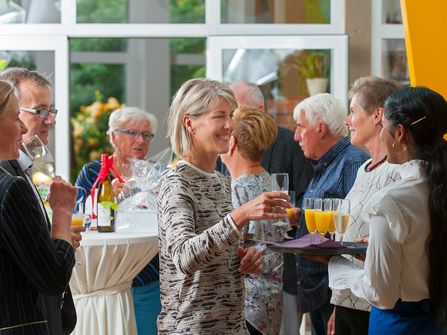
top-left (72, 187), bottom-right (90, 229)
top-left (286, 191), bottom-right (296, 225)
top-left (303, 198), bottom-right (318, 240)
top-left (271, 173), bottom-right (289, 227)
top-left (326, 199), bottom-right (336, 240)
top-left (314, 198), bottom-right (332, 238)
top-left (333, 198), bottom-right (351, 245)
top-left (271, 173), bottom-right (289, 194)
top-left (23, 135), bottom-right (55, 203)
top-left (23, 135), bottom-right (85, 206)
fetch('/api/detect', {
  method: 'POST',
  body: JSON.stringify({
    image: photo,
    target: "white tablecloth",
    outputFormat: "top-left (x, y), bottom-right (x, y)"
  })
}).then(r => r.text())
top-left (70, 230), bottom-right (158, 335)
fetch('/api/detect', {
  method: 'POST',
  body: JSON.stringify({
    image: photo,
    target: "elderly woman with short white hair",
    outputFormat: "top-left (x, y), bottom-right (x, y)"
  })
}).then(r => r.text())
top-left (76, 106), bottom-right (160, 335)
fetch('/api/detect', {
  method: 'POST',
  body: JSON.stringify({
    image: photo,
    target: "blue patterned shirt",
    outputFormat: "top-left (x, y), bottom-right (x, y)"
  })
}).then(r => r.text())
top-left (283, 137), bottom-right (369, 312)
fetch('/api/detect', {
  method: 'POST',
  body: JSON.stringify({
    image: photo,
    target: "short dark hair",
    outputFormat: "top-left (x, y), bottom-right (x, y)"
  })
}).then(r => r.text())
top-left (0, 67), bottom-right (51, 103)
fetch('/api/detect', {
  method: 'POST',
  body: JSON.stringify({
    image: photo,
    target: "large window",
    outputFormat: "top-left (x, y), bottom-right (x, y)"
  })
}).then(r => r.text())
top-left (70, 37), bottom-right (205, 179)
top-left (0, 0), bottom-right (345, 184)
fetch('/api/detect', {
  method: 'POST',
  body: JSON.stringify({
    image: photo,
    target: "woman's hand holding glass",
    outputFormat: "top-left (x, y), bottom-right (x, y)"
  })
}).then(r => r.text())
top-left (230, 191), bottom-right (291, 230)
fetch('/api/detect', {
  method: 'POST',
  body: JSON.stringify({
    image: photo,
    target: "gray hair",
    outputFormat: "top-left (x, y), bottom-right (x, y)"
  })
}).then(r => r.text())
top-left (168, 78), bottom-right (237, 157)
top-left (0, 67), bottom-right (51, 103)
top-left (230, 80), bottom-right (265, 108)
top-left (293, 93), bottom-right (348, 137)
top-left (107, 106), bottom-right (158, 141)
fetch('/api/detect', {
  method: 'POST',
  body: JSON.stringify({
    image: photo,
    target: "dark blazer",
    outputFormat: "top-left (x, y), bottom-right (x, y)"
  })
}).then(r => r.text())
top-left (0, 171), bottom-right (75, 334)
top-left (0, 161), bottom-right (77, 335)
top-left (217, 126), bottom-right (313, 205)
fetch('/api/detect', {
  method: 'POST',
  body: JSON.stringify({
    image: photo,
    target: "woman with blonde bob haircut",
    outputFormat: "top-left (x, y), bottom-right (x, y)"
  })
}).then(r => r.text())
top-left (158, 78), bottom-right (291, 334)
top-left (221, 105), bottom-right (286, 335)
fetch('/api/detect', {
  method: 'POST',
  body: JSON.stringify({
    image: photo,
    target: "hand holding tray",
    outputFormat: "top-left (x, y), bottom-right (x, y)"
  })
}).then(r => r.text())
top-left (267, 234), bottom-right (368, 256)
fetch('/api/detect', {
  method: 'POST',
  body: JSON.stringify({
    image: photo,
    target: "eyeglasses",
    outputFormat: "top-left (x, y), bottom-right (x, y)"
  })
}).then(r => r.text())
top-left (20, 107), bottom-right (58, 120)
top-left (114, 129), bottom-right (154, 141)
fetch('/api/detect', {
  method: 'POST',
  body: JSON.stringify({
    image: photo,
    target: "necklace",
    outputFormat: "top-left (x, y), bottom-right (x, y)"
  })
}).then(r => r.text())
top-left (365, 156), bottom-right (387, 172)
top-left (242, 164), bottom-right (263, 174)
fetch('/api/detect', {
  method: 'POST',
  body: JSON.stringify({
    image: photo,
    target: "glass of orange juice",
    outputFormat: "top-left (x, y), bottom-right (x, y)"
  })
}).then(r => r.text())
top-left (72, 187), bottom-right (87, 227)
top-left (303, 198), bottom-right (318, 240)
top-left (72, 203), bottom-right (84, 227)
top-left (314, 198), bottom-right (335, 240)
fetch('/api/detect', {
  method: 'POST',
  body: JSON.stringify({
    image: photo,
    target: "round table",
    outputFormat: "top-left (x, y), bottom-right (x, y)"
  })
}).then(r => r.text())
top-left (70, 230), bottom-right (158, 335)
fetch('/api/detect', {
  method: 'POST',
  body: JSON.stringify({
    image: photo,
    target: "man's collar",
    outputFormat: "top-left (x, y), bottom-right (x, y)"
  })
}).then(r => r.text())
top-left (314, 137), bottom-right (350, 168)
top-left (18, 149), bottom-right (33, 171)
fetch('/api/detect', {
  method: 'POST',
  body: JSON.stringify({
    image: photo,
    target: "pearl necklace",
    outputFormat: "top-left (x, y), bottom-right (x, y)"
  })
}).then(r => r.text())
top-left (365, 156), bottom-right (387, 172)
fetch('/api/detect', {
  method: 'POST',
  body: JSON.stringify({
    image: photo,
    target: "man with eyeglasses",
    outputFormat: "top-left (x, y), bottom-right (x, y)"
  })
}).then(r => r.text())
top-left (0, 67), bottom-right (80, 335)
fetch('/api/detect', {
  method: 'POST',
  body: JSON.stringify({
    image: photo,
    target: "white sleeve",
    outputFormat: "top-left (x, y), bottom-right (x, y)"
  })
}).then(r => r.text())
top-left (329, 213), bottom-right (402, 309)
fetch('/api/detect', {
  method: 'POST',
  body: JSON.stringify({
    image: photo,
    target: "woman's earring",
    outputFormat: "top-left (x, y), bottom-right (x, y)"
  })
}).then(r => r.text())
top-left (403, 145), bottom-right (407, 152)
top-left (392, 142), bottom-right (396, 148)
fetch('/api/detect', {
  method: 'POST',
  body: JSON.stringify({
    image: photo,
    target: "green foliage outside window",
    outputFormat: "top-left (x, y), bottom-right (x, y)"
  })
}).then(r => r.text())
top-left (70, 0), bottom-right (206, 181)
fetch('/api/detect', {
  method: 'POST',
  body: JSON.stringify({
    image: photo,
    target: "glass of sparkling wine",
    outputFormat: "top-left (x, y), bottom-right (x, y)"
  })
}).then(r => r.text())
top-left (23, 135), bottom-right (55, 203)
top-left (333, 199), bottom-right (351, 245)
top-left (271, 173), bottom-right (289, 227)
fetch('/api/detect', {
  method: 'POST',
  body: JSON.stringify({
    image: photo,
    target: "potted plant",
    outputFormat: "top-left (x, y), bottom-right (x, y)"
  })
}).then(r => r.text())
top-left (293, 51), bottom-right (328, 96)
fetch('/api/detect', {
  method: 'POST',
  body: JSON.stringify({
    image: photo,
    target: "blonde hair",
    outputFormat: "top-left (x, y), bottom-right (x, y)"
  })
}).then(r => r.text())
top-left (293, 93), bottom-right (348, 137)
top-left (168, 78), bottom-right (237, 157)
top-left (0, 80), bottom-right (14, 117)
top-left (232, 105), bottom-right (278, 161)
top-left (348, 76), bottom-right (402, 114)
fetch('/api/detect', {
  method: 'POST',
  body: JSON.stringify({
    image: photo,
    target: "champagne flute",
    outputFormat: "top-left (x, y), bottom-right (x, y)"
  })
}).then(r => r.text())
top-left (326, 199), bottom-right (336, 240)
top-left (314, 198), bottom-right (331, 241)
top-left (271, 173), bottom-right (289, 227)
top-left (303, 198), bottom-right (317, 241)
top-left (333, 198), bottom-right (351, 245)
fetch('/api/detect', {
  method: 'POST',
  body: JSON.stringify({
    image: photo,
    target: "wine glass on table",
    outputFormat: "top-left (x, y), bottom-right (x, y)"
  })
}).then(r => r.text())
top-left (271, 173), bottom-right (289, 228)
top-left (303, 198), bottom-right (318, 241)
top-left (333, 198), bottom-right (351, 245)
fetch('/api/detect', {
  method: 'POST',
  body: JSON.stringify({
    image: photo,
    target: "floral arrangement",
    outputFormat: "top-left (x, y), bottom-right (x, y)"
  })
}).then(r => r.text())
top-left (71, 91), bottom-right (123, 179)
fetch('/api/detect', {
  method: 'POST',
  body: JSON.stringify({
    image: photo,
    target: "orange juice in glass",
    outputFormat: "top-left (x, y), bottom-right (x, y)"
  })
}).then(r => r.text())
top-left (303, 198), bottom-right (318, 239)
top-left (305, 209), bottom-right (317, 234)
top-left (315, 211), bottom-right (332, 236)
top-left (71, 216), bottom-right (84, 227)
top-left (71, 201), bottom-right (85, 227)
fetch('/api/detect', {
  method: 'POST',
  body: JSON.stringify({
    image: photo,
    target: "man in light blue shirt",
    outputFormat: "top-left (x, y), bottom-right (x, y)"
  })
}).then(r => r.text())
top-left (283, 93), bottom-right (369, 335)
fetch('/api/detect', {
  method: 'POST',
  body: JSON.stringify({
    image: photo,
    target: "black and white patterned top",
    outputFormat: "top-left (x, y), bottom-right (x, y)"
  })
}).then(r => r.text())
top-left (157, 160), bottom-right (247, 335)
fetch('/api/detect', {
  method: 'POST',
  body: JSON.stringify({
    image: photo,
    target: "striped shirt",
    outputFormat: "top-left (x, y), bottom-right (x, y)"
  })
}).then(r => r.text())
top-left (0, 173), bottom-right (75, 334)
top-left (75, 160), bottom-right (159, 286)
top-left (283, 137), bottom-right (369, 312)
top-left (157, 160), bottom-right (247, 334)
